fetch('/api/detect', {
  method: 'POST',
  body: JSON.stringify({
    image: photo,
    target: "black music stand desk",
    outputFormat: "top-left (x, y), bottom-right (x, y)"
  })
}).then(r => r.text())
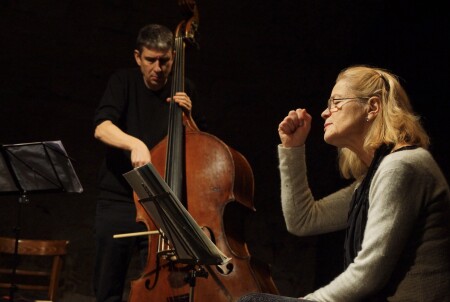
top-left (0, 140), bottom-right (83, 301)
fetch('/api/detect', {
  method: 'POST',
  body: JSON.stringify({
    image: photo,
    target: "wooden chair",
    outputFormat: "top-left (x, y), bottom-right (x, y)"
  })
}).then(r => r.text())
top-left (0, 237), bottom-right (69, 302)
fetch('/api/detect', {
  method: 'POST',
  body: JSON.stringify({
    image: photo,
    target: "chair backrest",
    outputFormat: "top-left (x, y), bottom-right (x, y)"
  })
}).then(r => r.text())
top-left (0, 237), bottom-right (69, 302)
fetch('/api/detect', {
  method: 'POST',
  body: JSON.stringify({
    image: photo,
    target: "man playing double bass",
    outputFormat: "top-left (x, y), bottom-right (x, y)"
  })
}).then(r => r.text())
top-left (92, 23), bottom-right (198, 302)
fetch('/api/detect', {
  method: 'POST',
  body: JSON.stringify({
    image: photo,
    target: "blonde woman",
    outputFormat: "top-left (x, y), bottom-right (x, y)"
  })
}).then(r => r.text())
top-left (239, 65), bottom-right (449, 301)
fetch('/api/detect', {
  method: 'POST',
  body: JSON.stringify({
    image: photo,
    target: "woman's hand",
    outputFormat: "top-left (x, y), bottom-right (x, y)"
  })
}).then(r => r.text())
top-left (278, 108), bottom-right (312, 148)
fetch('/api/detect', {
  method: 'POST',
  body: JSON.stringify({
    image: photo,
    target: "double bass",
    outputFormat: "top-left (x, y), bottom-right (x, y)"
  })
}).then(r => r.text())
top-left (128, 2), bottom-right (278, 301)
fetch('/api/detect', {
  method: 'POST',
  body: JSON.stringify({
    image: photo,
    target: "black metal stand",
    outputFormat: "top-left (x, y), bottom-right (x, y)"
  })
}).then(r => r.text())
top-left (123, 163), bottom-right (230, 302)
top-left (8, 192), bottom-right (29, 301)
top-left (185, 265), bottom-right (208, 302)
top-left (0, 141), bottom-right (83, 302)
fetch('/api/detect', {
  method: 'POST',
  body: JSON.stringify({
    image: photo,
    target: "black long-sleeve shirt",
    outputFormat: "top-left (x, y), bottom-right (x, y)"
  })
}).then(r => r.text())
top-left (93, 68), bottom-right (197, 202)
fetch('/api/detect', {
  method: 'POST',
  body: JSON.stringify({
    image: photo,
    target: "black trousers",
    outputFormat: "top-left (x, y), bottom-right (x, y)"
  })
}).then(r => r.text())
top-left (237, 293), bottom-right (315, 302)
top-left (93, 199), bottom-right (148, 302)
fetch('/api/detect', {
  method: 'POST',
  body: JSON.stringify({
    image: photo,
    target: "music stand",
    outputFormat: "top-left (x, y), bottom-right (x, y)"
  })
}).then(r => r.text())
top-left (123, 163), bottom-right (230, 302)
top-left (0, 140), bottom-right (83, 302)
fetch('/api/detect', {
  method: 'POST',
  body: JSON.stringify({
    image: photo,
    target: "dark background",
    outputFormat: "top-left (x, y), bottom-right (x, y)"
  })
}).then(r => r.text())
top-left (1, 1), bottom-right (449, 301)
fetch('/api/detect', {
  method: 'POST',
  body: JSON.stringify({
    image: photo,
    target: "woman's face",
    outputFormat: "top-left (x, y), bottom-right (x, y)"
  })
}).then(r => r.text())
top-left (321, 79), bottom-right (369, 151)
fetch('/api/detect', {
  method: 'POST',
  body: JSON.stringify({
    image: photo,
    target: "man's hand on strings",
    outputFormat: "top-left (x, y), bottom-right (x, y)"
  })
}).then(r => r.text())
top-left (167, 92), bottom-right (192, 115)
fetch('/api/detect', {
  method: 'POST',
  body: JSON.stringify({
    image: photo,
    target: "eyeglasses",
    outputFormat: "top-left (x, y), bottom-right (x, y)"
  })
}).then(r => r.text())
top-left (326, 97), bottom-right (370, 113)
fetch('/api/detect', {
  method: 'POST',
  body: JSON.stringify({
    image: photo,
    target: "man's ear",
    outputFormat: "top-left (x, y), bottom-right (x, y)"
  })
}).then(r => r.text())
top-left (134, 49), bottom-right (141, 66)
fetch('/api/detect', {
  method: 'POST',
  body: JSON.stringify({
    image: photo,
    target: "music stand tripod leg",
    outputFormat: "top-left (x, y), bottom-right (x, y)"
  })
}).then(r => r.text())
top-left (8, 192), bottom-right (31, 301)
top-left (185, 265), bottom-right (208, 302)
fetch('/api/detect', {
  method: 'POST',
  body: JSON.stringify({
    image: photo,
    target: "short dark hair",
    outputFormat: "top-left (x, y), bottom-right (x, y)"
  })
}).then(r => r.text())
top-left (136, 24), bottom-right (173, 52)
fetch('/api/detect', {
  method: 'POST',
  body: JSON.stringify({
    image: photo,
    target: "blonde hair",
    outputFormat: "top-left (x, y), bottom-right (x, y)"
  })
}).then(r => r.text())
top-left (337, 65), bottom-right (430, 179)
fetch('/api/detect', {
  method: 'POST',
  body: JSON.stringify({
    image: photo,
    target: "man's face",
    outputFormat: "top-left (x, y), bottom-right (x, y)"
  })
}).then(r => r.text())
top-left (134, 47), bottom-right (174, 90)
